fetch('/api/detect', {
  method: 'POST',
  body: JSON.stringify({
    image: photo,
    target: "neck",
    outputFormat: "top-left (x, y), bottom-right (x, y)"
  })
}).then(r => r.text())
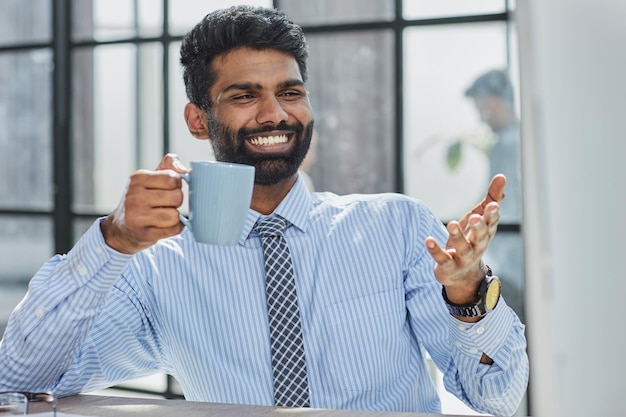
top-left (250, 175), bottom-right (298, 215)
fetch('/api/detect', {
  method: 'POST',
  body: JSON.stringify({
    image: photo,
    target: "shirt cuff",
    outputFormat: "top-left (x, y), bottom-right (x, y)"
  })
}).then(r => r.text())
top-left (58, 217), bottom-right (134, 292)
top-left (448, 297), bottom-right (516, 363)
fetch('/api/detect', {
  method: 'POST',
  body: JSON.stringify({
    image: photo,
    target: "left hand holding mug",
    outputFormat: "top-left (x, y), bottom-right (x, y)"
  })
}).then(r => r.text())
top-left (101, 153), bottom-right (189, 254)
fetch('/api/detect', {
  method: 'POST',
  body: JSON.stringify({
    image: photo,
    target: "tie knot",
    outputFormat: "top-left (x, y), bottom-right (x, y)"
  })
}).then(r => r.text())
top-left (254, 215), bottom-right (289, 238)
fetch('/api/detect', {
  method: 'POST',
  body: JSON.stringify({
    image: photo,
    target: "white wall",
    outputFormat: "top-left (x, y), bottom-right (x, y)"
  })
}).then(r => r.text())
top-left (517, 1), bottom-right (626, 416)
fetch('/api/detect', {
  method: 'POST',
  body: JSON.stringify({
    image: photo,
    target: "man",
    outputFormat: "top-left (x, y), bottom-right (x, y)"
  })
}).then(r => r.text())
top-left (0, 6), bottom-right (528, 416)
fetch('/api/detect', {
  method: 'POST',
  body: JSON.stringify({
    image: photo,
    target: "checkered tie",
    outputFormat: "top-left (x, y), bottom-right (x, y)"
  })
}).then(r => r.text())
top-left (254, 215), bottom-right (311, 407)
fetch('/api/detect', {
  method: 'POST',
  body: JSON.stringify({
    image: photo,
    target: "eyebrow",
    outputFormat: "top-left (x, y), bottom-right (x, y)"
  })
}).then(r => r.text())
top-left (220, 79), bottom-right (305, 95)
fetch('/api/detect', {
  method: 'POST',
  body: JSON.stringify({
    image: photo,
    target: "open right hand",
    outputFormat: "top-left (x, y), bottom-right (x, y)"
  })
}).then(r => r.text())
top-left (100, 154), bottom-right (189, 254)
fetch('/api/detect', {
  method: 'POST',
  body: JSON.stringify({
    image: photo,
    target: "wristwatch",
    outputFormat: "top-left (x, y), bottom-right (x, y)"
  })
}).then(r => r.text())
top-left (441, 267), bottom-right (501, 317)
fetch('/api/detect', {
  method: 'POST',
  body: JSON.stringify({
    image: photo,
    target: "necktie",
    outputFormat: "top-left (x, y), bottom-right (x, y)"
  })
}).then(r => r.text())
top-left (254, 215), bottom-right (311, 407)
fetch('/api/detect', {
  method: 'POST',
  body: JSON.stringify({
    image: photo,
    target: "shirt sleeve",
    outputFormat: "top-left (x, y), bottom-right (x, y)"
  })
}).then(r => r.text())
top-left (442, 299), bottom-right (529, 416)
top-left (0, 218), bottom-right (134, 394)
top-left (403, 203), bottom-right (529, 417)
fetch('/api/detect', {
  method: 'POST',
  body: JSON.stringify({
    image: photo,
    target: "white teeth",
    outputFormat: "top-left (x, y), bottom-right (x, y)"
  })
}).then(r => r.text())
top-left (249, 135), bottom-right (288, 146)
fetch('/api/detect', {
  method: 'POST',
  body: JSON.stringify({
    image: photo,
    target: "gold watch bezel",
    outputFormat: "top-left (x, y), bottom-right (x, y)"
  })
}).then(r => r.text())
top-left (485, 276), bottom-right (501, 311)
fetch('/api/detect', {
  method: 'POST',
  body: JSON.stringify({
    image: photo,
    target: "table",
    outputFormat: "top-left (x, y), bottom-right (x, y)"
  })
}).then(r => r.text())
top-left (28, 394), bottom-right (491, 417)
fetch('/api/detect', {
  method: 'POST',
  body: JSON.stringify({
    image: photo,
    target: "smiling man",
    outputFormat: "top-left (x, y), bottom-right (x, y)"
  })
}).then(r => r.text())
top-left (0, 6), bottom-right (528, 416)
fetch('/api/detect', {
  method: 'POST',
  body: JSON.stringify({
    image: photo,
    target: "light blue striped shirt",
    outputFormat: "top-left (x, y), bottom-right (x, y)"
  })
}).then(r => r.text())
top-left (0, 176), bottom-right (528, 415)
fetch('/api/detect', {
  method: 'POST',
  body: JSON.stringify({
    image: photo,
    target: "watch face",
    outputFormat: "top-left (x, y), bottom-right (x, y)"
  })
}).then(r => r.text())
top-left (485, 278), bottom-right (501, 310)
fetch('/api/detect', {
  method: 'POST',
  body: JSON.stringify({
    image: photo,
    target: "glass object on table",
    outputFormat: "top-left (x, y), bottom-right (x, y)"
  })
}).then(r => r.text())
top-left (0, 392), bottom-right (56, 416)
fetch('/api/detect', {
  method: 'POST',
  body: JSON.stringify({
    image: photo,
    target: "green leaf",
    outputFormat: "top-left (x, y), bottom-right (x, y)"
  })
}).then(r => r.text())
top-left (446, 141), bottom-right (463, 171)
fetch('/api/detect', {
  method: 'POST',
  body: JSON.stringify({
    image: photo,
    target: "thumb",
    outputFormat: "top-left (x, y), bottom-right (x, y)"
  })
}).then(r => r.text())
top-left (157, 153), bottom-right (189, 173)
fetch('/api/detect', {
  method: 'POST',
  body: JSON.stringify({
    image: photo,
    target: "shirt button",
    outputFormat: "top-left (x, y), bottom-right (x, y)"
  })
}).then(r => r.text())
top-left (469, 347), bottom-right (478, 354)
top-left (457, 324), bottom-right (467, 331)
top-left (454, 341), bottom-right (462, 348)
top-left (35, 307), bottom-right (46, 318)
top-left (77, 264), bottom-right (88, 276)
top-left (95, 247), bottom-right (104, 256)
top-left (476, 326), bottom-right (485, 335)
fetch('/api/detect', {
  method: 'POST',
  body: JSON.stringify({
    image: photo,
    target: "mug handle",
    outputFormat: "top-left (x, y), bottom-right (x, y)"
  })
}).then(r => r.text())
top-left (179, 173), bottom-right (192, 231)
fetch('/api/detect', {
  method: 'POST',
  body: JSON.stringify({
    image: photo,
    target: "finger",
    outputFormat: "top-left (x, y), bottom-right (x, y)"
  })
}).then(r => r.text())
top-left (484, 202), bottom-right (500, 228)
top-left (425, 236), bottom-right (454, 266)
top-left (466, 214), bottom-right (490, 249)
top-left (486, 174), bottom-right (506, 203)
top-left (125, 188), bottom-right (184, 216)
top-left (446, 221), bottom-right (473, 257)
top-left (131, 207), bottom-right (183, 229)
top-left (425, 235), bottom-right (465, 285)
top-left (462, 174), bottom-right (507, 225)
top-left (122, 206), bottom-right (184, 247)
top-left (484, 202), bottom-right (500, 240)
top-left (157, 153), bottom-right (189, 173)
top-left (464, 205), bottom-right (500, 258)
top-left (129, 169), bottom-right (183, 191)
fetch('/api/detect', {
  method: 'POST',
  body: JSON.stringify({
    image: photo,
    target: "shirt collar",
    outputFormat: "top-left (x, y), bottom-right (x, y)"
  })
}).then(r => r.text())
top-left (240, 175), bottom-right (312, 243)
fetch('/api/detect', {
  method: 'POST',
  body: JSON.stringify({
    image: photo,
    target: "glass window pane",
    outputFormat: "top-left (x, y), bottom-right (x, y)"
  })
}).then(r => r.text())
top-left (403, 0), bottom-right (505, 20)
top-left (0, 216), bottom-right (53, 283)
top-left (72, 0), bottom-right (163, 41)
top-left (73, 217), bottom-right (100, 244)
top-left (72, 43), bottom-right (163, 214)
top-left (0, 215), bottom-right (52, 337)
top-left (282, 0), bottom-right (394, 26)
top-left (0, 49), bottom-right (53, 210)
top-left (306, 30), bottom-right (395, 194)
top-left (403, 22), bottom-right (520, 221)
top-left (0, 0), bottom-right (52, 46)
top-left (169, 0), bottom-right (272, 36)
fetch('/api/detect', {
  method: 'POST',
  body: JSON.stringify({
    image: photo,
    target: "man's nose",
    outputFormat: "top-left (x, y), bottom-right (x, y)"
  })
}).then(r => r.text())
top-left (255, 95), bottom-right (289, 125)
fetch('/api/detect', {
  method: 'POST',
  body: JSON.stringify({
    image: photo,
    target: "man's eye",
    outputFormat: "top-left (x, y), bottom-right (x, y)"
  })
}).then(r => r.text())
top-left (231, 94), bottom-right (256, 101)
top-left (278, 91), bottom-right (305, 100)
top-left (223, 94), bottom-right (257, 105)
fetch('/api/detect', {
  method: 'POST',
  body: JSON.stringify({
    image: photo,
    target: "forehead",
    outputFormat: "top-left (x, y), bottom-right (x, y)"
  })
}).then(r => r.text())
top-left (211, 47), bottom-right (303, 93)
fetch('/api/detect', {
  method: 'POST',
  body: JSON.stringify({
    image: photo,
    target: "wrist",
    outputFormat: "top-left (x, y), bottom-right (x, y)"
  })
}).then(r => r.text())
top-left (441, 282), bottom-right (481, 305)
top-left (100, 216), bottom-right (139, 254)
top-left (442, 265), bottom-right (501, 318)
top-left (442, 262), bottom-right (487, 304)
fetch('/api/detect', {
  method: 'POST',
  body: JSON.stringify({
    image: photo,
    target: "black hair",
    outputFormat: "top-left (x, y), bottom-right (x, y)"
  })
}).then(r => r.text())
top-left (465, 69), bottom-right (515, 106)
top-left (180, 5), bottom-right (309, 110)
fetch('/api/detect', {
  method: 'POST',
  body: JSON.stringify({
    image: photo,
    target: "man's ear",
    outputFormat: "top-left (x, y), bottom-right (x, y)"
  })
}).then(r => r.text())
top-left (184, 102), bottom-right (210, 140)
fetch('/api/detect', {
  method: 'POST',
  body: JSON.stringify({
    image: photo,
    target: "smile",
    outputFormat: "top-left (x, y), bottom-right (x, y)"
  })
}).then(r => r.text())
top-left (248, 134), bottom-right (290, 146)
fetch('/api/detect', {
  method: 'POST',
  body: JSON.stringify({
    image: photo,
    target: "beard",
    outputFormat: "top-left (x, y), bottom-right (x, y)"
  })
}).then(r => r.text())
top-left (207, 116), bottom-right (314, 185)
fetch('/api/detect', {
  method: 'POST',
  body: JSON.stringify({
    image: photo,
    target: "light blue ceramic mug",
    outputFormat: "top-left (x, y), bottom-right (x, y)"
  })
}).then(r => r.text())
top-left (179, 161), bottom-right (255, 246)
